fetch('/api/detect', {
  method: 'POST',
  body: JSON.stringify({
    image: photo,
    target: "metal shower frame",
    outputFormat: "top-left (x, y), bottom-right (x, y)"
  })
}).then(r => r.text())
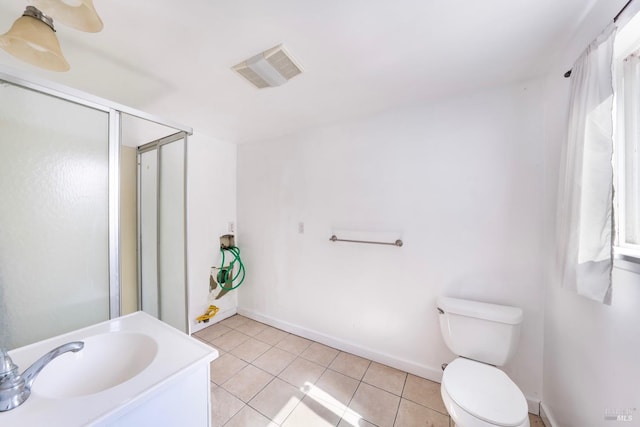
top-left (0, 65), bottom-right (193, 321)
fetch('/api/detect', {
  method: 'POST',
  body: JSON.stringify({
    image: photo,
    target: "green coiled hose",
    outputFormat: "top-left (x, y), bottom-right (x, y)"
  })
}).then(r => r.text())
top-left (217, 246), bottom-right (246, 290)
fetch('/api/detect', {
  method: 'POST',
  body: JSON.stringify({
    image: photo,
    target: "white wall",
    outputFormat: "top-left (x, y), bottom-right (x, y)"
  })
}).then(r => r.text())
top-left (187, 132), bottom-right (238, 334)
top-left (542, 265), bottom-right (640, 426)
top-left (237, 79), bottom-right (547, 405)
top-left (541, 69), bottom-right (640, 427)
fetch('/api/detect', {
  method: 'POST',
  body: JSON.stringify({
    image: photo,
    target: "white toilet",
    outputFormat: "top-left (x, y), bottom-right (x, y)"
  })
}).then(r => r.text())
top-left (437, 297), bottom-right (529, 427)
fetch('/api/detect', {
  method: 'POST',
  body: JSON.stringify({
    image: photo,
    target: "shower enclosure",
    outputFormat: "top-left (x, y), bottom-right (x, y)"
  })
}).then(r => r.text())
top-left (0, 69), bottom-right (192, 349)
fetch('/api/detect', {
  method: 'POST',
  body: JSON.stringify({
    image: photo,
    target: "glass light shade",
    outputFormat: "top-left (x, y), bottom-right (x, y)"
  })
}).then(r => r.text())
top-left (0, 15), bottom-right (70, 72)
top-left (29, 0), bottom-right (103, 33)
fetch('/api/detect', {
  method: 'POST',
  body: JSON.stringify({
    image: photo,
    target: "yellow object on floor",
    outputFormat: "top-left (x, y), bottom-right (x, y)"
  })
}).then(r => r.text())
top-left (196, 305), bottom-right (220, 323)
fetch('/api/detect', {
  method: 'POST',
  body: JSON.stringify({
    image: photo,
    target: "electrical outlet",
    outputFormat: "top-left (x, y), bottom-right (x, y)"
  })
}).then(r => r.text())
top-left (228, 222), bottom-right (234, 233)
top-left (298, 222), bottom-right (304, 234)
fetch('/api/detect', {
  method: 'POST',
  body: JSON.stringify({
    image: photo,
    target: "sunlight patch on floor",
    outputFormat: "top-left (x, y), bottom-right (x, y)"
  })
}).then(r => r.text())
top-left (300, 381), bottom-right (364, 426)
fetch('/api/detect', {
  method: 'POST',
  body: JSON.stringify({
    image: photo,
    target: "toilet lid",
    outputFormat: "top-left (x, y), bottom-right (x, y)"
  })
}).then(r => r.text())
top-left (442, 358), bottom-right (528, 427)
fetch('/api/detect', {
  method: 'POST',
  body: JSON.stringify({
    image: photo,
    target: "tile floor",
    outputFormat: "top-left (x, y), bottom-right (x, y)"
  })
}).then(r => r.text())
top-left (193, 315), bottom-right (546, 427)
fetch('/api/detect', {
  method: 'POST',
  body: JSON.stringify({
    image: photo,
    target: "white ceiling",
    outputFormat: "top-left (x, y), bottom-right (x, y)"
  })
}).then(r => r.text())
top-left (0, 0), bottom-right (620, 143)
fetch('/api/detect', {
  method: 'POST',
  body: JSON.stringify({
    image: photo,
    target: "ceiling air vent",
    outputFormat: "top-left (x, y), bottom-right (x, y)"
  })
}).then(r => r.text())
top-left (232, 44), bottom-right (303, 89)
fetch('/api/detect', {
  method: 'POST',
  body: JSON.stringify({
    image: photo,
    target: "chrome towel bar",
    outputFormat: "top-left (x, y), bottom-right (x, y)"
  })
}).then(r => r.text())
top-left (329, 234), bottom-right (403, 247)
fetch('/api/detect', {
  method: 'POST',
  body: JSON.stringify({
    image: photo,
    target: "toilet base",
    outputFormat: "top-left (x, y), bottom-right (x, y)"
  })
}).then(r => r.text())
top-left (441, 385), bottom-right (530, 427)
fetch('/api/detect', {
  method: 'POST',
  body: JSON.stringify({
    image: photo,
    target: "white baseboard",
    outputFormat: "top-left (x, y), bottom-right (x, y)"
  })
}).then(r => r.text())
top-left (238, 307), bottom-right (541, 414)
top-left (540, 402), bottom-right (558, 427)
top-left (527, 399), bottom-right (540, 417)
top-left (238, 307), bottom-right (553, 416)
top-left (238, 307), bottom-right (444, 382)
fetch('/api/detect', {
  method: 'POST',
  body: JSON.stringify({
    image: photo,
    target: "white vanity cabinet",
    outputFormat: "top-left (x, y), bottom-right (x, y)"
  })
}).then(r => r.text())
top-left (1, 312), bottom-right (218, 426)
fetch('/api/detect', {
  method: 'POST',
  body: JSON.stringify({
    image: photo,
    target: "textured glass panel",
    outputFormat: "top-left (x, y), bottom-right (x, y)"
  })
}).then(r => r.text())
top-left (0, 82), bottom-right (109, 349)
top-left (159, 139), bottom-right (186, 332)
top-left (139, 149), bottom-right (159, 317)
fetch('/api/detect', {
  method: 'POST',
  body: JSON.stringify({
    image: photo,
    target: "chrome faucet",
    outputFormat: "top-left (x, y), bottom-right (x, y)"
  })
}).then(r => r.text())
top-left (0, 342), bottom-right (84, 412)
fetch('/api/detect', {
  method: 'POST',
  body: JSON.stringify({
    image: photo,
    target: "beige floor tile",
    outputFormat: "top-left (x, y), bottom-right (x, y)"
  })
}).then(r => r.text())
top-left (194, 323), bottom-right (232, 342)
top-left (339, 410), bottom-right (378, 427)
top-left (192, 328), bottom-right (208, 339)
top-left (210, 353), bottom-right (248, 385)
top-left (225, 405), bottom-right (278, 427)
top-left (282, 395), bottom-right (343, 427)
top-left (235, 319), bottom-right (269, 336)
top-left (312, 369), bottom-right (359, 407)
top-left (278, 357), bottom-right (326, 389)
top-left (362, 362), bottom-right (407, 396)
top-left (249, 378), bottom-right (305, 424)
top-left (394, 398), bottom-right (449, 427)
top-left (329, 352), bottom-right (371, 380)
top-left (253, 347), bottom-right (297, 376)
top-left (348, 382), bottom-right (401, 427)
top-left (222, 364), bottom-right (275, 402)
top-left (254, 325), bottom-right (290, 345)
top-left (230, 337), bottom-right (271, 362)
top-left (529, 414), bottom-right (546, 426)
top-left (300, 342), bottom-right (340, 367)
top-left (402, 374), bottom-right (446, 414)
top-left (192, 335), bottom-right (212, 346)
top-left (209, 329), bottom-right (250, 352)
top-left (276, 334), bottom-right (313, 355)
top-left (220, 314), bottom-right (250, 329)
top-left (204, 322), bottom-right (455, 427)
top-left (209, 383), bottom-right (245, 427)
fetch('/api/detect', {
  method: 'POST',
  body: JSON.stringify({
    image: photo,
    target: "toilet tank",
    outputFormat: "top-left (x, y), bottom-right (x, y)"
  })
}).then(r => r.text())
top-left (437, 297), bottom-right (523, 366)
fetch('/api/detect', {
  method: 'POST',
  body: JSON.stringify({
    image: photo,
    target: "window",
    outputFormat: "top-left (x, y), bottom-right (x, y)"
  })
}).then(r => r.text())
top-left (615, 41), bottom-right (640, 259)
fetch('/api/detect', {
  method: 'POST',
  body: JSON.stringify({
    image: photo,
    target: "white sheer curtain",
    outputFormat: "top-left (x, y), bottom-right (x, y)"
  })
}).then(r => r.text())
top-left (556, 24), bottom-right (616, 304)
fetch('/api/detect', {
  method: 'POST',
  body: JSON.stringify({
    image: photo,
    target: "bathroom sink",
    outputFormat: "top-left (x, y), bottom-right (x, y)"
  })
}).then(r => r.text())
top-left (2, 312), bottom-right (217, 426)
top-left (33, 332), bottom-right (158, 398)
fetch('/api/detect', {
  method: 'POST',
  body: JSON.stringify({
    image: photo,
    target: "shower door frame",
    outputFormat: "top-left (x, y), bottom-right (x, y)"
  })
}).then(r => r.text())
top-left (137, 132), bottom-right (189, 331)
top-left (0, 66), bottom-right (193, 319)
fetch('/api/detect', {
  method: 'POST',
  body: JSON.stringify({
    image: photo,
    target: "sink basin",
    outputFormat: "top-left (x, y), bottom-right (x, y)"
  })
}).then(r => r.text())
top-left (34, 332), bottom-right (158, 398)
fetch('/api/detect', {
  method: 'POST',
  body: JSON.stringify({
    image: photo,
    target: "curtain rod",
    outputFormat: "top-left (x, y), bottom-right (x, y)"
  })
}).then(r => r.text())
top-left (564, 0), bottom-right (634, 78)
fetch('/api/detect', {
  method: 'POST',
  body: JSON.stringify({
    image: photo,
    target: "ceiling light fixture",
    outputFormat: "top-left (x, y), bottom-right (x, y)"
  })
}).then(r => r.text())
top-left (0, 6), bottom-right (69, 72)
top-left (232, 44), bottom-right (303, 89)
top-left (29, 0), bottom-right (103, 33)
top-left (0, 1), bottom-right (103, 72)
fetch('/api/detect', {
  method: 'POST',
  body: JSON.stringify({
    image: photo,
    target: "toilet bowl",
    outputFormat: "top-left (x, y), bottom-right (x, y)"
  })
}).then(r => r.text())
top-left (441, 357), bottom-right (529, 427)
top-left (437, 297), bottom-right (530, 427)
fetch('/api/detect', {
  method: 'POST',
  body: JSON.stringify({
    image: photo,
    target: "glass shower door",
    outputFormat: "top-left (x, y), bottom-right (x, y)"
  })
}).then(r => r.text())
top-left (138, 133), bottom-right (188, 332)
top-left (158, 137), bottom-right (187, 332)
top-left (0, 81), bottom-right (110, 349)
